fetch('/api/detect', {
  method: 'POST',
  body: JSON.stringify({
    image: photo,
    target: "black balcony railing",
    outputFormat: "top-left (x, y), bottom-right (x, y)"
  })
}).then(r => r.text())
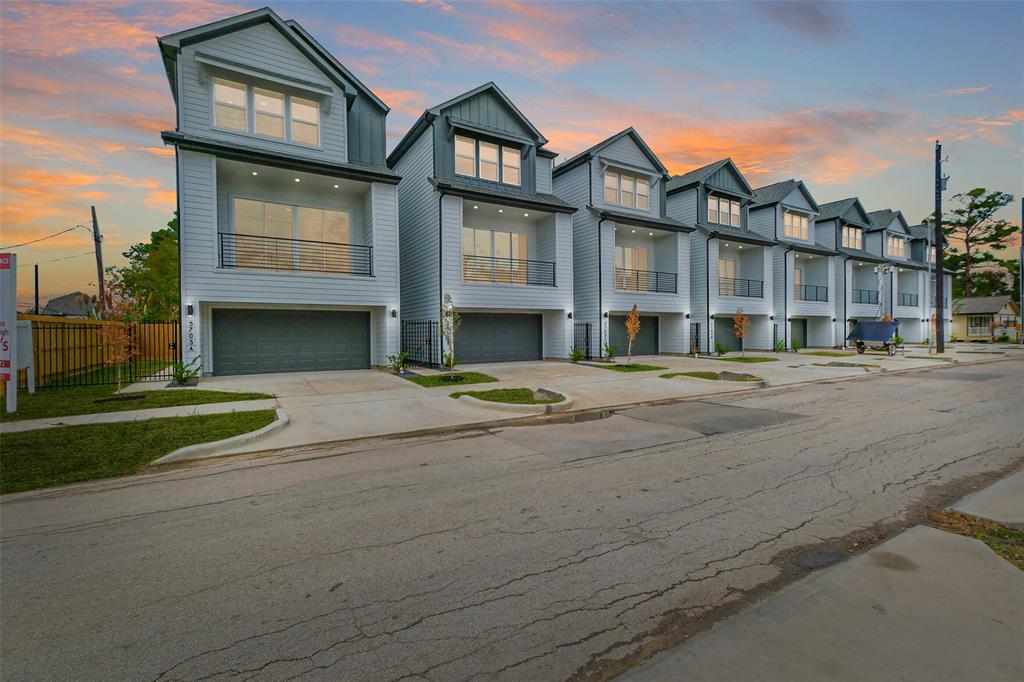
top-left (462, 254), bottom-right (556, 286)
top-left (615, 268), bottom-right (677, 294)
top-left (852, 288), bottom-right (879, 304)
top-left (719, 277), bottom-right (763, 298)
top-left (898, 292), bottom-right (919, 307)
top-left (795, 284), bottom-right (829, 302)
top-left (219, 233), bottom-right (373, 276)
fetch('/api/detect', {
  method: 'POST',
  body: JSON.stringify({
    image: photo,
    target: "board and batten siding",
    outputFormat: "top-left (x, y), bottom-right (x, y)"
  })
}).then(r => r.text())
top-left (178, 22), bottom-right (348, 164)
top-left (178, 150), bottom-right (400, 369)
top-left (393, 128), bottom-right (440, 322)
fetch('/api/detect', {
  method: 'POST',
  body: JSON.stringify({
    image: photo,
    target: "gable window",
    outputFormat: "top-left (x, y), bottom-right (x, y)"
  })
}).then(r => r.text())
top-left (502, 147), bottom-right (520, 186)
top-left (479, 141), bottom-right (499, 181)
top-left (604, 171), bottom-right (650, 210)
top-left (213, 78), bottom-right (247, 132)
top-left (888, 234), bottom-right (905, 258)
top-left (708, 195), bottom-right (741, 227)
top-left (455, 135), bottom-right (477, 177)
top-left (842, 225), bottom-right (863, 250)
top-left (291, 97), bottom-right (320, 145)
top-left (784, 211), bottom-right (809, 240)
top-left (254, 88), bottom-right (285, 139)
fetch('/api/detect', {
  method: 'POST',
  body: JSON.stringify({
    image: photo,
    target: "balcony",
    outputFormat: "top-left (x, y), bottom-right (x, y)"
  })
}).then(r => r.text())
top-left (719, 277), bottom-right (763, 298)
top-left (795, 284), bottom-right (828, 302)
top-left (219, 233), bottom-right (373, 276)
top-left (615, 268), bottom-right (677, 294)
top-left (852, 288), bottom-right (878, 305)
top-left (898, 292), bottom-right (919, 307)
top-left (462, 254), bottom-right (555, 286)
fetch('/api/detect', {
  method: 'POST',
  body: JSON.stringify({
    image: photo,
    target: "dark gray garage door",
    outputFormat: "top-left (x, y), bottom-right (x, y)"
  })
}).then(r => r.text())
top-left (212, 309), bottom-right (370, 375)
top-left (456, 313), bottom-right (542, 364)
top-left (610, 315), bottom-right (659, 356)
top-left (714, 316), bottom-right (740, 352)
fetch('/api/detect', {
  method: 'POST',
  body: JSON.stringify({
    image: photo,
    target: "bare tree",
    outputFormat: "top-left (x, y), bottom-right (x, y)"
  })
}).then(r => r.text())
top-left (625, 305), bottom-right (641, 365)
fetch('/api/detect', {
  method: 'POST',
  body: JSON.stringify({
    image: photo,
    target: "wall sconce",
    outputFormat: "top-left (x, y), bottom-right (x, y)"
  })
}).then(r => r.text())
top-left (832, 318), bottom-right (837, 323)
top-left (603, 312), bottom-right (609, 318)
top-left (567, 312), bottom-right (573, 320)
top-left (187, 304), bottom-right (194, 316)
top-left (769, 315), bottom-right (774, 321)
top-left (710, 314), bottom-right (715, 320)
top-left (390, 309), bottom-right (397, 319)
top-left (787, 317), bottom-right (792, 322)
top-left (685, 313), bottom-right (690, 319)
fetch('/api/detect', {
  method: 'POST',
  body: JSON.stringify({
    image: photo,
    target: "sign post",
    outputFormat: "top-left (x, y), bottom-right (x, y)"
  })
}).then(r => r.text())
top-left (1, 252), bottom-right (17, 412)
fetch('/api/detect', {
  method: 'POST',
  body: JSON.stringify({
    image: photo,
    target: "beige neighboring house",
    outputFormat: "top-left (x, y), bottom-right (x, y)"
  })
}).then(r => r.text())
top-left (951, 295), bottom-right (1020, 341)
top-left (41, 292), bottom-right (93, 318)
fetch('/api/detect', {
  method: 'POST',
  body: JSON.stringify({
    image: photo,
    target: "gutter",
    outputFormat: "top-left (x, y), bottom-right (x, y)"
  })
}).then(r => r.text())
top-left (783, 245), bottom-right (793, 349)
top-left (705, 232), bottom-right (713, 353)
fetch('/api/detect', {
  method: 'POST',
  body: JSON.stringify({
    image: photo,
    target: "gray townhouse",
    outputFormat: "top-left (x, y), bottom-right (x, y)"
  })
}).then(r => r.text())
top-left (866, 209), bottom-right (929, 342)
top-left (908, 224), bottom-right (954, 341)
top-left (665, 159), bottom-right (776, 353)
top-left (387, 82), bottom-right (575, 364)
top-left (158, 8), bottom-right (401, 375)
top-left (551, 129), bottom-right (694, 358)
top-left (749, 180), bottom-right (839, 349)
top-left (813, 198), bottom-right (887, 346)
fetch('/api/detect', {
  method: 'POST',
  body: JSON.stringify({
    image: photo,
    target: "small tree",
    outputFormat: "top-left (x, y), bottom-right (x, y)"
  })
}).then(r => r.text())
top-left (92, 283), bottom-right (143, 391)
top-left (624, 305), bottom-right (641, 365)
top-left (439, 292), bottom-right (460, 371)
top-left (733, 308), bottom-right (750, 356)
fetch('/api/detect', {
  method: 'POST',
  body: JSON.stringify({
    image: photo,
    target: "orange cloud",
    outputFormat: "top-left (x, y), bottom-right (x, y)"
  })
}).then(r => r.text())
top-left (145, 188), bottom-right (177, 211)
top-left (376, 89), bottom-right (432, 118)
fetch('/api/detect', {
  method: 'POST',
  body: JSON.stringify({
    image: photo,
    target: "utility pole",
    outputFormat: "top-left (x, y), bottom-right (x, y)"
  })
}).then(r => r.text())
top-left (1019, 198), bottom-right (1022, 344)
top-left (934, 141), bottom-right (946, 354)
top-left (91, 205), bottom-right (105, 306)
top-left (34, 264), bottom-right (39, 314)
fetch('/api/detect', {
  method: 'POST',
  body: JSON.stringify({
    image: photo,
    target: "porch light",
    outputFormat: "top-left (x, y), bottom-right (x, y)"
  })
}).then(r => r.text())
top-left (832, 318), bottom-right (837, 322)
top-left (710, 314), bottom-right (715, 320)
top-left (769, 315), bottom-right (774, 321)
top-left (795, 254), bottom-right (799, 258)
top-left (251, 171), bottom-right (258, 176)
top-left (808, 256), bottom-right (813, 259)
top-left (567, 312), bottom-right (573, 319)
top-left (685, 313), bottom-right (690, 319)
top-left (739, 245), bottom-right (744, 249)
top-left (187, 304), bottom-right (194, 316)
top-left (649, 232), bottom-right (653, 236)
top-left (603, 312), bottom-right (609, 318)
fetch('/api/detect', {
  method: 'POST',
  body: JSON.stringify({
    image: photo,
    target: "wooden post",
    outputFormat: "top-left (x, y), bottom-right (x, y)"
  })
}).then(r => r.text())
top-left (91, 205), bottom-right (105, 306)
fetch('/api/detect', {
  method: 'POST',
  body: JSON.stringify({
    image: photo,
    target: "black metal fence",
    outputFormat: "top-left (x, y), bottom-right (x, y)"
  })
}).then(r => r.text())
top-left (401, 320), bottom-right (441, 368)
top-left (573, 322), bottom-right (593, 360)
top-left (219, 233), bottom-right (373, 276)
top-left (796, 284), bottom-right (829, 302)
top-left (614, 268), bottom-right (677, 294)
top-left (897, 292), bottom-right (919, 307)
top-left (24, 320), bottom-right (180, 389)
top-left (852, 288), bottom-right (879, 304)
top-left (719, 277), bottom-right (764, 298)
top-left (689, 323), bottom-right (701, 354)
top-left (462, 255), bottom-right (556, 286)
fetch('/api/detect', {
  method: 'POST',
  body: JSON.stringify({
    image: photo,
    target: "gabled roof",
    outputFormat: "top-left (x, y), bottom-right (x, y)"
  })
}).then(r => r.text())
top-left (388, 81), bottom-right (550, 167)
top-left (699, 224), bottom-right (776, 246)
top-left (42, 292), bottom-right (92, 317)
top-left (552, 128), bottom-right (667, 177)
top-left (908, 223), bottom-right (948, 245)
top-left (428, 177), bottom-right (575, 214)
top-left (816, 197), bottom-right (871, 227)
top-left (665, 158), bottom-right (754, 198)
top-left (952, 295), bottom-right (1020, 315)
top-left (590, 207), bottom-right (693, 233)
top-left (750, 179), bottom-right (820, 213)
top-left (157, 8), bottom-right (386, 111)
top-left (867, 209), bottom-right (910, 234)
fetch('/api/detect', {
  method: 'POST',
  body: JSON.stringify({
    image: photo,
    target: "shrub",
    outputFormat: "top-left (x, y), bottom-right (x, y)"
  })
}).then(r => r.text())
top-left (791, 338), bottom-right (802, 353)
top-left (995, 333), bottom-right (1011, 342)
top-left (603, 342), bottom-right (617, 362)
top-left (950, 333), bottom-right (960, 342)
top-left (171, 357), bottom-right (201, 385)
top-left (893, 334), bottom-right (904, 346)
top-left (568, 347), bottom-right (585, 363)
top-left (714, 342), bottom-right (728, 356)
top-left (774, 339), bottom-right (786, 353)
top-left (386, 351), bottom-right (410, 375)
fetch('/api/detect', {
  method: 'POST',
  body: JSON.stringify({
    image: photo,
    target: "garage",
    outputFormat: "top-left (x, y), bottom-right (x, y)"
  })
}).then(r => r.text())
top-left (212, 309), bottom-right (370, 375)
top-left (610, 315), bottom-right (659, 356)
top-left (456, 313), bottom-right (542, 364)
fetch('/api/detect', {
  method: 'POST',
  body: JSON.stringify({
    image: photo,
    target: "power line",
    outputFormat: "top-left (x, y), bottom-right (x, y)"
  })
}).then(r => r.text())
top-left (1, 224), bottom-right (90, 250)
top-left (16, 251), bottom-right (94, 267)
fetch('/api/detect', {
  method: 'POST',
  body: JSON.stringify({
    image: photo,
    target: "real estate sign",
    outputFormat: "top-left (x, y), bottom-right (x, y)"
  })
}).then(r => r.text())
top-left (1, 252), bottom-right (17, 412)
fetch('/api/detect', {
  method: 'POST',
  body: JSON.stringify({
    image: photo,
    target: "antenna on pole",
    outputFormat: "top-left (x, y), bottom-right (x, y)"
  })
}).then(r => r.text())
top-left (91, 206), bottom-right (105, 307)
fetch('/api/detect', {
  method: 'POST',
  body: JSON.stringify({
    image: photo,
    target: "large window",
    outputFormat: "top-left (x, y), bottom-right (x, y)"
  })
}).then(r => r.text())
top-left (604, 171), bottom-right (650, 210)
top-left (708, 195), bottom-right (741, 227)
top-left (784, 211), bottom-right (809, 240)
top-left (454, 135), bottom-right (521, 185)
top-left (462, 227), bottom-right (529, 283)
top-left (842, 225), bottom-right (863, 250)
top-left (718, 257), bottom-right (737, 280)
top-left (213, 78), bottom-right (247, 132)
top-left (232, 198), bottom-right (350, 271)
top-left (888, 234), bottom-right (906, 258)
top-left (615, 245), bottom-right (651, 290)
top-left (212, 79), bottom-right (320, 146)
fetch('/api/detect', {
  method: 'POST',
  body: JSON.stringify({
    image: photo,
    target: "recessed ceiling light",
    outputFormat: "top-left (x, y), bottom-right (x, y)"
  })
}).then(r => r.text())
top-left (631, 229), bottom-right (636, 233)
top-left (498, 209), bottom-right (503, 213)
top-left (795, 254), bottom-right (800, 258)
top-left (739, 245), bottom-right (744, 249)
top-left (294, 178), bottom-right (301, 183)
top-left (252, 171), bottom-right (258, 176)
top-left (523, 212), bottom-right (529, 217)
top-left (333, 184), bottom-right (339, 189)
top-left (649, 232), bottom-right (653, 236)
top-left (473, 205), bottom-right (478, 209)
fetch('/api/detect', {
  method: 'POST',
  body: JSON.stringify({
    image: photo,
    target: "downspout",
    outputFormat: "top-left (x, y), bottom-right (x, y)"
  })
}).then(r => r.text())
top-left (705, 233), bottom-right (713, 353)
top-left (783, 245), bottom-right (793, 349)
top-left (841, 255), bottom-right (851, 347)
top-left (590, 158), bottom-right (603, 356)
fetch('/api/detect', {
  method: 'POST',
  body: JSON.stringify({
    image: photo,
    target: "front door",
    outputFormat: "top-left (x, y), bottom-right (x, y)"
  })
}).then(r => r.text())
top-left (791, 318), bottom-right (807, 349)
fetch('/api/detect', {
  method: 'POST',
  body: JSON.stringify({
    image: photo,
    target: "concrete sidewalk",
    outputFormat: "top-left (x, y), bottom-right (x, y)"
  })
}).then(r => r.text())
top-left (618, 474), bottom-right (1024, 682)
top-left (954, 469), bottom-right (1024, 528)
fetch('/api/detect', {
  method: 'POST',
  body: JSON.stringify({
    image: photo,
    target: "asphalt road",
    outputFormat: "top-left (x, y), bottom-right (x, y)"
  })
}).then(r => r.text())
top-left (2, 358), bottom-right (1022, 681)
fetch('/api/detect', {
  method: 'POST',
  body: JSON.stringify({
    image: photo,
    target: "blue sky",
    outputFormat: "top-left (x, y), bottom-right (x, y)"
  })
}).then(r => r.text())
top-left (2, 0), bottom-right (1021, 306)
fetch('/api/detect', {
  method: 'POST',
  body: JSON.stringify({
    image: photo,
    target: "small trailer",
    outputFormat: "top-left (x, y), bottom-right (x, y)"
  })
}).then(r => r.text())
top-left (847, 320), bottom-right (900, 356)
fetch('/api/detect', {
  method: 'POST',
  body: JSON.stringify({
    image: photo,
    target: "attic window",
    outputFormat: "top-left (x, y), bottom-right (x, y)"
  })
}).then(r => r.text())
top-left (888, 234), bottom-right (906, 258)
top-left (842, 226), bottom-right (863, 250)
top-left (708, 195), bottom-right (740, 227)
top-left (604, 171), bottom-right (649, 210)
top-left (213, 78), bottom-right (247, 132)
top-left (783, 211), bottom-right (809, 240)
top-left (291, 97), bottom-right (320, 145)
top-left (455, 135), bottom-right (521, 185)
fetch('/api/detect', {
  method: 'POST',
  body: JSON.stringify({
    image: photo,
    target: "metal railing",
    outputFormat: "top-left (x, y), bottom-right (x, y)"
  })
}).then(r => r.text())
top-left (615, 268), bottom-right (677, 294)
top-left (219, 233), bottom-right (373, 276)
top-left (897, 292), bottom-right (919, 307)
top-left (573, 322), bottom-right (593, 360)
top-left (401, 320), bottom-right (441, 368)
top-left (462, 254), bottom-right (555, 286)
top-left (719, 277), bottom-right (763, 298)
top-left (795, 284), bottom-right (828, 302)
top-left (852, 288), bottom-right (879, 304)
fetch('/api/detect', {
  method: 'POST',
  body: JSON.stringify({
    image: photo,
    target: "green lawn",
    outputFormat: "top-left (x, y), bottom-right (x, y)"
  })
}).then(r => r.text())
top-left (906, 355), bottom-right (955, 361)
top-left (798, 351), bottom-right (856, 357)
top-left (712, 356), bottom-right (779, 363)
top-left (405, 371), bottom-right (498, 388)
top-left (593, 363), bottom-right (668, 372)
top-left (1, 384), bottom-right (273, 422)
top-left (451, 388), bottom-right (564, 404)
top-left (1, 410), bottom-right (277, 494)
top-left (661, 371), bottom-right (719, 381)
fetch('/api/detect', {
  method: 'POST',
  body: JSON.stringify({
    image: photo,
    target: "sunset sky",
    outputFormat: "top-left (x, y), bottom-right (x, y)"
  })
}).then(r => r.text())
top-left (2, 0), bottom-right (1021, 308)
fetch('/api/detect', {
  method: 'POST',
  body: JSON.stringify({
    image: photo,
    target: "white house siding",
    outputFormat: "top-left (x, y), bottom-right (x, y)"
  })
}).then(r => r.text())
top-left (748, 205), bottom-right (775, 240)
top-left (666, 187), bottom-right (698, 226)
top-left (553, 163), bottom-right (599, 339)
top-left (178, 150), bottom-right (400, 370)
top-left (815, 219), bottom-right (838, 250)
top-left (708, 239), bottom-right (773, 350)
top-left (689, 233), bottom-right (709, 352)
top-left (439, 195), bottom-right (573, 358)
top-left (393, 128), bottom-right (440, 322)
top-left (178, 23), bottom-right (347, 163)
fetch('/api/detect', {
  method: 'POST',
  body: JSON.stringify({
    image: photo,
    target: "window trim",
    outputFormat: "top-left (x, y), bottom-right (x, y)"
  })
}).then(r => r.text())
top-left (887, 233), bottom-right (906, 258)
top-left (842, 225), bottom-right (863, 250)
top-left (708, 194), bottom-right (741, 228)
top-left (501, 146), bottom-right (521, 187)
top-left (783, 210), bottom-right (809, 240)
top-left (210, 78), bottom-right (322, 148)
top-left (290, 96), bottom-right (321, 147)
top-left (213, 77), bottom-right (248, 133)
top-left (454, 134), bottom-right (523, 185)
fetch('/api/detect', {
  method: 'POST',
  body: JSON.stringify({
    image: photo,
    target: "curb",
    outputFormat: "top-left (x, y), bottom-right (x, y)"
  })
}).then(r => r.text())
top-left (152, 408), bottom-right (289, 465)
top-left (455, 389), bottom-right (575, 415)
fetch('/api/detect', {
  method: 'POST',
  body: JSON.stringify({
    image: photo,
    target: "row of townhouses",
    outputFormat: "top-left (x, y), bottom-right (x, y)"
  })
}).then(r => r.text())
top-left (159, 9), bottom-right (953, 375)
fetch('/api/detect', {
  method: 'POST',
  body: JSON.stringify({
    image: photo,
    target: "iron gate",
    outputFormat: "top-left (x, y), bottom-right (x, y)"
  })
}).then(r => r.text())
top-left (401, 320), bottom-right (441, 368)
top-left (573, 322), bottom-right (593, 360)
top-left (689, 322), bottom-right (701, 354)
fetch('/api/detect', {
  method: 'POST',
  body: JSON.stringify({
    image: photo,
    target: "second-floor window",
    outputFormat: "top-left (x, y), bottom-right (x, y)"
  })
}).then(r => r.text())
top-left (783, 211), bottom-right (809, 240)
top-left (455, 135), bottom-right (521, 186)
top-left (463, 227), bottom-right (529, 283)
top-left (842, 225), bottom-right (863, 250)
top-left (604, 172), bottom-right (650, 210)
top-left (708, 195), bottom-right (740, 227)
top-left (232, 198), bottom-right (351, 271)
top-left (212, 77), bottom-right (320, 146)
top-left (888, 234), bottom-right (905, 258)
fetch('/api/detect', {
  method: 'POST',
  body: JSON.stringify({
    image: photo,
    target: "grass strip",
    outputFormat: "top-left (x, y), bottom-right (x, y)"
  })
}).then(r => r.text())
top-left (927, 510), bottom-right (1024, 571)
top-left (711, 356), bottom-right (778, 363)
top-left (592, 363), bottom-right (668, 372)
top-left (450, 388), bottom-right (563, 404)
top-left (405, 371), bottom-right (498, 388)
